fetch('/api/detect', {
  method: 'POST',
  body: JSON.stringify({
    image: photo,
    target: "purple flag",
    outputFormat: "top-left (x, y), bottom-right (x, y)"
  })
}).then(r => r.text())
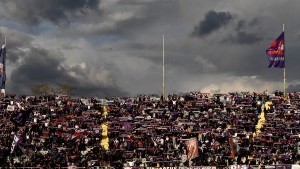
top-left (10, 134), bottom-right (21, 154)
top-left (266, 32), bottom-right (285, 68)
top-left (11, 108), bottom-right (33, 126)
top-left (0, 44), bottom-right (6, 92)
top-left (123, 122), bottom-right (132, 130)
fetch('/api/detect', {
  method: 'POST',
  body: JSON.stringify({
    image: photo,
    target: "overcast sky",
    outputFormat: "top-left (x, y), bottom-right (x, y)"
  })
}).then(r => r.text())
top-left (0, 0), bottom-right (300, 97)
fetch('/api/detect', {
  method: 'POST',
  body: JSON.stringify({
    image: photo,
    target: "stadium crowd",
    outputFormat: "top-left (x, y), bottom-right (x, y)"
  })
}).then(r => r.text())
top-left (0, 91), bottom-right (299, 168)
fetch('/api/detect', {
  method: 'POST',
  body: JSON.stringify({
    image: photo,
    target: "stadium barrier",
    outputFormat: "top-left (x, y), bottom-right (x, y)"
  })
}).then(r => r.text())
top-left (122, 165), bottom-right (300, 169)
top-left (1, 165), bottom-right (299, 169)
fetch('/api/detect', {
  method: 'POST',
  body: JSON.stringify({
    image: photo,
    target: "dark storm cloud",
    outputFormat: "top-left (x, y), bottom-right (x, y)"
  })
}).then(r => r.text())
top-left (222, 31), bottom-right (262, 45)
top-left (7, 50), bottom-right (27, 64)
top-left (192, 10), bottom-right (232, 37)
top-left (249, 18), bottom-right (260, 27)
top-left (223, 17), bottom-right (262, 44)
top-left (0, 31), bottom-right (32, 48)
top-left (0, 29), bottom-right (33, 63)
top-left (10, 47), bottom-right (70, 84)
top-left (2, 0), bottom-right (300, 96)
top-left (236, 20), bottom-right (247, 31)
top-left (10, 47), bottom-right (127, 97)
top-left (236, 18), bottom-right (260, 31)
top-left (99, 0), bottom-right (182, 38)
top-left (108, 16), bottom-right (156, 37)
top-left (117, 0), bottom-right (153, 6)
top-left (1, 0), bottom-right (101, 27)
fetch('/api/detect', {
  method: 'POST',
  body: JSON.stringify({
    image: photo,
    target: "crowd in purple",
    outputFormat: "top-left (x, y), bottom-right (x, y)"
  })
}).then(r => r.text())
top-left (0, 91), bottom-right (299, 168)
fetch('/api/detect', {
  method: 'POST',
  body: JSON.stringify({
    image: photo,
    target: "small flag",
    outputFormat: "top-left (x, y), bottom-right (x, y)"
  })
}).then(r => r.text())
top-left (229, 135), bottom-right (235, 159)
top-left (0, 43), bottom-right (6, 95)
top-left (70, 130), bottom-right (87, 140)
top-left (185, 137), bottom-right (199, 160)
top-left (10, 108), bottom-right (33, 126)
top-left (10, 134), bottom-right (21, 154)
top-left (266, 32), bottom-right (285, 68)
top-left (123, 121), bottom-right (132, 130)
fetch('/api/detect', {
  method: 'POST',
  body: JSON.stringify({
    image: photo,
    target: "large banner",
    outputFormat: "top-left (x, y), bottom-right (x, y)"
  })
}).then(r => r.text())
top-left (275, 165), bottom-right (292, 169)
top-left (229, 165), bottom-right (293, 169)
top-left (123, 166), bottom-right (299, 169)
top-left (229, 165), bottom-right (252, 169)
top-left (124, 167), bottom-right (217, 169)
top-left (263, 165), bottom-right (292, 169)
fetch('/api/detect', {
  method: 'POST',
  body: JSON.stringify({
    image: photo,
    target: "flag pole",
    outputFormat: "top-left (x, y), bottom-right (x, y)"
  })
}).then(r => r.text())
top-left (2, 36), bottom-right (6, 96)
top-left (283, 24), bottom-right (286, 98)
top-left (162, 35), bottom-right (165, 100)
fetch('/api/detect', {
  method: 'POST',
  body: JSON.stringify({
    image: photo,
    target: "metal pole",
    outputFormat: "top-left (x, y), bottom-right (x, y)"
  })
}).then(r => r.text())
top-left (283, 24), bottom-right (286, 98)
top-left (162, 35), bottom-right (165, 99)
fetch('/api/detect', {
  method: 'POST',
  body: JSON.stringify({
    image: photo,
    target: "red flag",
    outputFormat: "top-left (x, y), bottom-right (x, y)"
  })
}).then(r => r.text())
top-left (185, 137), bottom-right (199, 160)
top-left (71, 130), bottom-right (87, 140)
top-left (229, 135), bottom-right (235, 159)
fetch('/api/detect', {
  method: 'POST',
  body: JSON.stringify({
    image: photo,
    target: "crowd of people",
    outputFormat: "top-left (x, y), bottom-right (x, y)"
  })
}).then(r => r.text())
top-left (0, 90), bottom-right (299, 168)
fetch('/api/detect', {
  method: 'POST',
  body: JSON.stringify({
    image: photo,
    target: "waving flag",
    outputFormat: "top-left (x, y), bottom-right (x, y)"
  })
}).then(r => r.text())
top-left (70, 130), bottom-right (87, 140)
top-left (229, 135), bottom-right (235, 159)
top-left (266, 32), bottom-right (285, 68)
top-left (10, 108), bottom-right (33, 126)
top-left (0, 43), bottom-right (6, 95)
top-left (10, 134), bottom-right (21, 154)
top-left (185, 137), bottom-right (199, 160)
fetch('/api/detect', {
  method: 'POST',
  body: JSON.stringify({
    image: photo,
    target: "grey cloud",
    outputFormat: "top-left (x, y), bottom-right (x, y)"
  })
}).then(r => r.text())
top-left (236, 20), bottom-right (247, 31)
top-left (236, 18), bottom-right (260, 31)
top-left (107, 16), bottom-right (156, 37)
top-left (10, 47), bottom-right (69, 84)
top-left (79, 0), bottom-right (182, 38)
top-left (117, 0), bottom-right (154, 6)
top-left (7, 50), bottom-right (27, 64)
top-left (3, 0), bottom-right (300, 97)
top-left (216, 17), bottom-right (262, 45)
top-left (195, 56), bottom-right (217, 72)
top-left (1, 0), bottom-right (101, 27)
top-left (9, 47), bottom-right (127, 97)
top-left (249, 18), bottom-right (260, 27)
top-left (223, 31), bottom-right (262, 45)
top-left (0, 29), bottom-right (33, 63)
top-left (192, 10), bottom-right (232, 37)
top-left (0, 31), bottom-right (32, 48)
